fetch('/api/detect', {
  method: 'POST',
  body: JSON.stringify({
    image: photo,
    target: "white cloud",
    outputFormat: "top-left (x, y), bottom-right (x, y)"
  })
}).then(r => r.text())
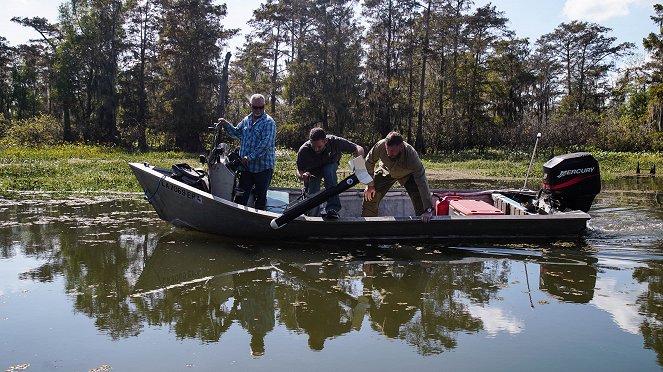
top-left (563, 0), bottom-right (642, 22)
top-left (591, 275), bottom-right (646, 334)
top-left (467, 304), bottom-right (524, 337)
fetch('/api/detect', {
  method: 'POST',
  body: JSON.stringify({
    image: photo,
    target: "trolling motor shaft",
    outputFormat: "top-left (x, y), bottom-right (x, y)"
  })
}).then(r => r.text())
top-left (270, 157), bottom-right (372, 229)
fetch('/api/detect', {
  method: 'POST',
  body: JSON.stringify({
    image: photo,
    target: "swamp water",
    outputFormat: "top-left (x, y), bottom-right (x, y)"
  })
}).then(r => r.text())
top-left (1, 177), bottom-right (663, 371)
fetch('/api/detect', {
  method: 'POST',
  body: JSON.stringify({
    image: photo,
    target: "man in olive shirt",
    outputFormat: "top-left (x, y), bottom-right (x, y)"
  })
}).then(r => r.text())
top-left (362, 131), bottom-right (433, 222)
top-left (297, 127), bottom-right (364, 218)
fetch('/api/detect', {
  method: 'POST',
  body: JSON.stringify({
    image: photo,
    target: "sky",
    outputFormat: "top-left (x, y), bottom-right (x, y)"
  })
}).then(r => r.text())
top-left (0, 0), bottom-right (659, 62)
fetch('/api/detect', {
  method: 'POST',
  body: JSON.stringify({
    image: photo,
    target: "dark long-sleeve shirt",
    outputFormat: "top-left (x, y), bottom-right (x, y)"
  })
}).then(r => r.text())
top-left (296, 135), bottom-right (359, 176)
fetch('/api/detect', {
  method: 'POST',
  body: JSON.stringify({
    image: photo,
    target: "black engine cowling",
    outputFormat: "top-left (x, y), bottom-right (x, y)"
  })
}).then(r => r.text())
top-left (540, 152), bottom-right (600, 212)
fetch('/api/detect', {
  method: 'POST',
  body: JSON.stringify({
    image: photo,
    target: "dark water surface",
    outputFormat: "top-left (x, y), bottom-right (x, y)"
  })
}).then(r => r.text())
top-left (2, 177), bottom-right (663, 371)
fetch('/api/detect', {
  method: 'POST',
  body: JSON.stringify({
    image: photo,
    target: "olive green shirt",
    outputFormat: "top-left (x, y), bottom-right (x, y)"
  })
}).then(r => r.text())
top-left (365, 139), bottom-right (433, 210)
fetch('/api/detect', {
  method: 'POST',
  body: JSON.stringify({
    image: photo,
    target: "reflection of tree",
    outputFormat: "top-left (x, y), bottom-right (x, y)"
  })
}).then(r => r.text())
top-left (129, 268), bottom-right (278, 355)
top-left (634, 261), bottom-right (663, 367)
top-left (273, 264), bottom-right (356, 344)
top-left (135, 279), bottom-right (235, 343)
top-left (363, 260), bottom-right (503, 355)
top-left (365, 264), bottom-right (424, 338)
top-left (295, 286), bottom-right (352, 350)
top-left (415, 263), bottom-right (490, 355)
top-left (274, 263), bottom-right (356, 350)
top-left (234, 270), bottom-right (275, 356)
top-left (5, 199), bottom-right (531, 357)
top-left (7, 198), bottom-right (161, 340)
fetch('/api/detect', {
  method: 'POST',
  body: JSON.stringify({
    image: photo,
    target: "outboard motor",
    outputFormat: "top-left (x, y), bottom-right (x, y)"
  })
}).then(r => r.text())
top-left (538, 152), bottom-right (600, 213)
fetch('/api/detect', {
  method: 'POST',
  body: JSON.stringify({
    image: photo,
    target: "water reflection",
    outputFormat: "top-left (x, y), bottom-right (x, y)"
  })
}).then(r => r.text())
top-left (0, 195), bottom-right (166, 341)
top-left (2, 182), bottom-right (663, 368)
top-left (634, 262), bottom-right (663, 366)
top-left (539, 255), bottom-right (598, 303)
top-left (122, 235), bottom-right (610, 356)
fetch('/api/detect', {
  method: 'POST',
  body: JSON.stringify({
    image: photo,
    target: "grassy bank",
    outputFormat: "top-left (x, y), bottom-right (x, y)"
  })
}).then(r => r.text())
top-left (0, 144), bottom-right (659, 194)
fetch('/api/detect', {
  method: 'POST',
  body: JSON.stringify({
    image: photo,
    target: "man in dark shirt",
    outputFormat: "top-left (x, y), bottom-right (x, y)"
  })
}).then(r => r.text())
top-left (296, 128), bottom-right (364, 218)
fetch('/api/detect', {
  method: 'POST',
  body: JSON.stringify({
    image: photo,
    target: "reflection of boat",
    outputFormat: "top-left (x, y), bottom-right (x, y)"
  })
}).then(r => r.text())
top-left (131, 240), bottom-right (269, 296)
top-left (130, 233), bottom-right (604, 354)
top-left (132, 232), bottom-right (447, 295)
top-left (447, 246), bottom-right (598, 304)
top-left (131, 234), bottom-right (434, 353)
top-left (129, 143), bottom-right (600, 241)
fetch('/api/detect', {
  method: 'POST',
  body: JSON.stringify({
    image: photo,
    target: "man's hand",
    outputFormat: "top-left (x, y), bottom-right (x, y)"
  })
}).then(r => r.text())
top-left (217, 117), bottom-right (230, 126)
top-left (241, 156), bottom-right (249, 167)
top-left (356, 146), bottom-right (365, 158)
top-left (363, 185), bottom-right (376, 201)
top-left (421, 209), bottom-right (432, 223)
top-left (298, 171), bottom-right (311, 181)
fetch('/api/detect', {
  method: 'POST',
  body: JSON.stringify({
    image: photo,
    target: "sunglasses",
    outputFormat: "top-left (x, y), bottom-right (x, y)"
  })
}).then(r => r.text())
top-left (251, 105), bottom-right (265, 109)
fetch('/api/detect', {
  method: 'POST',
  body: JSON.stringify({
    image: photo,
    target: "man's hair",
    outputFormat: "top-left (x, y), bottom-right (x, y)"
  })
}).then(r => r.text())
top-left (385, 131), bottom-right (404, 146)
top-left (249, 93), bottom-right (265, 104)
top-left (309, 127), bottom-right (327, 141)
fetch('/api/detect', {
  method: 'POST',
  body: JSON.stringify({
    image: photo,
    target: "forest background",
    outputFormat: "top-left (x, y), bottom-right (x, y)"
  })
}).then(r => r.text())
top-left (1, 0), bottom-right (663, 157)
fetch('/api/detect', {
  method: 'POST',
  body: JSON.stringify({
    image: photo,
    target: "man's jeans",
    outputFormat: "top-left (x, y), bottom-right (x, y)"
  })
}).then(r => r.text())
top-left (307, 162), bottom-right (341, 215)
top-left (235, 168), bottom-right (273, 210)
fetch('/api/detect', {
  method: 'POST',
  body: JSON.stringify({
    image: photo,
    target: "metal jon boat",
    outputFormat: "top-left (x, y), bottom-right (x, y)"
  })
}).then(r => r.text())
top-left (129, 143), bottom-right (600, 242)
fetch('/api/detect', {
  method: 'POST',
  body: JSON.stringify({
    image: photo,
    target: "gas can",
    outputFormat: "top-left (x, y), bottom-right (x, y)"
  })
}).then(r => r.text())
top-left (435, 195), bottom-right (461, 216)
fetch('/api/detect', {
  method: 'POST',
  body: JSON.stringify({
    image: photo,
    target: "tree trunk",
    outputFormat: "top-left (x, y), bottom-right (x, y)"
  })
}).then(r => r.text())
top-left (415, 0), bottom-right (431, 154)
top-left (271, 25), bottom-right (279, 114)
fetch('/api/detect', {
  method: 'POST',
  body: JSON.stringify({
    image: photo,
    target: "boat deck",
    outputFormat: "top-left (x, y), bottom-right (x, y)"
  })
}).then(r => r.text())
top-left (265, 187), bottom-right (534, 218)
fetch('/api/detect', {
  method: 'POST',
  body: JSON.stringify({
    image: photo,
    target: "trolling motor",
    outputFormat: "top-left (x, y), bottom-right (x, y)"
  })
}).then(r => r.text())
top-left (201, 121), bottom-right (225, 166)
top-left (270, 156), bottom-right (373, 229)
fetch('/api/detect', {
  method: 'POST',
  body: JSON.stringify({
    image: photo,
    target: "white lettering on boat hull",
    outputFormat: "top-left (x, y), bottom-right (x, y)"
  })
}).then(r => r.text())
top-left (161, 179), bottom-right (203, 204)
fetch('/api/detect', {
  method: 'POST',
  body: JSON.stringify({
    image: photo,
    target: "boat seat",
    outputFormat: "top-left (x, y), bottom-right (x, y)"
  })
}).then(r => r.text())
top-left (492, 194), bottom-right (531, 215)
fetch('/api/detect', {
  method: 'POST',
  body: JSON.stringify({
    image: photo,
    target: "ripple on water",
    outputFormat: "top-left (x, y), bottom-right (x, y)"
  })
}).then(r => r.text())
top-left (585, 191), bottom-right (663, 262)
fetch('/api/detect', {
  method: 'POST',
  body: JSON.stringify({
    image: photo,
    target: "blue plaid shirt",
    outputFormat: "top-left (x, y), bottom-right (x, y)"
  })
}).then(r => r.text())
top-left (224, 112), bottom-right (276, 173)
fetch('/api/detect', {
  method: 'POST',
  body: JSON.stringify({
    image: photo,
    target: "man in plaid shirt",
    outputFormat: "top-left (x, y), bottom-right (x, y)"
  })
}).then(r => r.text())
top-left (218, 94), bottom-right (276, 210)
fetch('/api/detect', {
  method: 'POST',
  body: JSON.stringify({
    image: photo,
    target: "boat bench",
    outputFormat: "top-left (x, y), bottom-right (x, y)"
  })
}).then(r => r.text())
top-left (492, 194), bottom-right (531, 215)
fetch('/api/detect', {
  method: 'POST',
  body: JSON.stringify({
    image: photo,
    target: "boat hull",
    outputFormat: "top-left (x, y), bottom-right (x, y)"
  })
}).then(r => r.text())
top-left (129, 162), bottom-right (591, 241)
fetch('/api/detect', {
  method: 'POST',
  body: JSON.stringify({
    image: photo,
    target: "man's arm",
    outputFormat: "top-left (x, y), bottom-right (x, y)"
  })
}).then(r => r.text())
top-left (363, 141), bottom-right (382, 201)
top-left (218, 117), bottom-right (242, 139)
top-left (296, 148), bottom-right (311, 181)
top-left (364, 141), bottom-right (382, 185)
top-left (407, 148), bottom-right (433, 222)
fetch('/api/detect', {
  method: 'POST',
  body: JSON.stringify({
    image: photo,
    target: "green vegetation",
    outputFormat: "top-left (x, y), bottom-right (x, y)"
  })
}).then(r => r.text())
top-left (0, 144), bottom-right (192, 193)
top-left (0, 144), bottom-right (658, 194)
top-left (2, 3), bottom-right (663, 155)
